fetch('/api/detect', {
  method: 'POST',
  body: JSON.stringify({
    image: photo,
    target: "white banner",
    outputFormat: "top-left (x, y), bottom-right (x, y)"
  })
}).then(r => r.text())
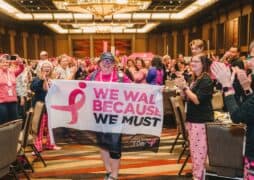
top-left (46, 80), bottom-right (164, 142)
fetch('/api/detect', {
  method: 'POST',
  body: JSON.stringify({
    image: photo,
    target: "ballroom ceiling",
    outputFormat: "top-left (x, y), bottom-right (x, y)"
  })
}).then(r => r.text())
top-left (0, 0), bottom-right (224, 34)
top-left (7, 0), bottom-right (195, 13)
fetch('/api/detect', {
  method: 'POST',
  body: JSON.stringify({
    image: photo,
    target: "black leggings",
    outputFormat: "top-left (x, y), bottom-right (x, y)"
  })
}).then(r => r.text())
top-left (0, 102), bottom-right (18, 125)
top-left (96, 132), bottom-right (122, 159)
top-left (109, 151), bottom-right (121, 159)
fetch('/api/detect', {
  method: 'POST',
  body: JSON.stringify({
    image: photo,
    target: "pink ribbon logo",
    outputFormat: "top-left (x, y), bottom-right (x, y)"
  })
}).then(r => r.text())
top-left (51, 82), bottom-right (86, 125)
top-left (147, 138), bottom-right (157, 147)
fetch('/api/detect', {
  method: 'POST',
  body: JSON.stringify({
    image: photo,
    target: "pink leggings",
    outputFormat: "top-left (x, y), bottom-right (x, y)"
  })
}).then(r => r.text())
top-left (244, 157), bottom-right (254, 180)
top-left (186, 122), bottom-right (207, 180)
top-left (34, 113), bottom-right (55, 151)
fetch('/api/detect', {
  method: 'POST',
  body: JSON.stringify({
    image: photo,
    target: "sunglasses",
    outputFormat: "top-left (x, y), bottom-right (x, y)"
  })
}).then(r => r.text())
top-left (101, 59), bottom-right (113, 64)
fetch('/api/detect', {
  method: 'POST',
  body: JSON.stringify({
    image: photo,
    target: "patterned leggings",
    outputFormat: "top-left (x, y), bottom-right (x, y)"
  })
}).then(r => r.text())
top-left (186, 122), bottom-right (207, 180)
top-left (244, 157), bottom-right (254, 180)
top-left (34, 113), bottom-right (55, 151)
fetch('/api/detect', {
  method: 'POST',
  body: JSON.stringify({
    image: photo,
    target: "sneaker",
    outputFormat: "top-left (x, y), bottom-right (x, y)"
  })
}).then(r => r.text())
top-left (104, 172), bottom-right (111, 180)
top-left (31, 151), bottom-right (41, 156)
top-left (53, 146), bottom-right (62, 150)
top-left (46, 145), bottom-right (62, 150)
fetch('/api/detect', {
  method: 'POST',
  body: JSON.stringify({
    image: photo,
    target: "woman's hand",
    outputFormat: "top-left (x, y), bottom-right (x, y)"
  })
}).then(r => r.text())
top-left (174, 76), bottom-right (187, 90)
top-left (211, 62), bottom-right (235, 87)
top-left (235, 67), bottom-right (251, 91)
top-left (15, 57), bottom-right (23, 64)
top-left (247, 57), bottom-right (254, 70)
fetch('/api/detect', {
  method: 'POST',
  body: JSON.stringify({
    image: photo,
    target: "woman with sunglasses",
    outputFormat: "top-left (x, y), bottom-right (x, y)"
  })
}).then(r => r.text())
top-left (86, 52), bottom-right (131, 180)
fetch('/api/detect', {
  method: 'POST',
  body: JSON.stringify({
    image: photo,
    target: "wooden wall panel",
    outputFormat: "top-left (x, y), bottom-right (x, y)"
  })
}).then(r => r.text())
top-left (93, 39), bottom-right (111, 57)
top-left (177, 32), bottom-right (184, 55)
top-left (168, 34), bottom-right (173, 57)
top-left (239, 15), bottom-right (248, 47)
top-left (38, 36), bottom-right (45, 53)
top-left (250, 12), bottom-right (254, 42)
top-left (115, 39), bottom-right (131, 56)
top-left (217, 23), bottom-right (225, 50)
top-left (55, 37), bottom-right (69, 56)
top-left (1, 34), bottom-right (10, 54)
top-left (135, 37), bottom-right (147, 52)
top-left (72, 39), bottom-right (90, 58)
top-left (156, 34), bottom-right (164, 55)
top-left (27, 36), bottom-right (35, 59)
top-left (45, 36), bottom-right (54, 57)
top-left (15, 33), bottom-right (23, 56)
top-left (147, 34), bottom-right (157, 54)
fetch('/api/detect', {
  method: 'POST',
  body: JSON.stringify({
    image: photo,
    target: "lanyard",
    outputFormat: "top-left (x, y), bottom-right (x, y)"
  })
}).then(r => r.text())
top-left (100, 71), bottom-right (113, 82)
top-left (7, 71), bottom-right (12, 87)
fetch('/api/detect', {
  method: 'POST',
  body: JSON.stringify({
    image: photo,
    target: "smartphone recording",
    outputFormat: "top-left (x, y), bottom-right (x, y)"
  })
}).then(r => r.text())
top-left (10, 55), bottom-right (17, 60)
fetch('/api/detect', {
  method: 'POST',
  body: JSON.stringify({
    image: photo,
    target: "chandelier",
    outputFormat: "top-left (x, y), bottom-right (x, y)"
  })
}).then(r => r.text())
top-left (54, 0), bottom-right (151, 19)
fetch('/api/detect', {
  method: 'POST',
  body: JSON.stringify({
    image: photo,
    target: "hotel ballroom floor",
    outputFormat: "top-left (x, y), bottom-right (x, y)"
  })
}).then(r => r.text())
top-left (13, 128), bottom-right (229, 180)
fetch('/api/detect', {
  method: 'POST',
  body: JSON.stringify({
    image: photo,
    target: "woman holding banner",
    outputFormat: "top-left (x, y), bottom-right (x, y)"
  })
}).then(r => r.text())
top-left (86, 52), bottom-right (131, 180)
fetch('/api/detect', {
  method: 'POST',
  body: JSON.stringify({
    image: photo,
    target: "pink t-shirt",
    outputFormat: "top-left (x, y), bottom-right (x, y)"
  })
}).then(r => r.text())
top-left (133, 70), bottom-right (146, 83)
top-left (86, 69), bottom-right (131, 83)
top-left (0, 64), bottom-right (24, 103)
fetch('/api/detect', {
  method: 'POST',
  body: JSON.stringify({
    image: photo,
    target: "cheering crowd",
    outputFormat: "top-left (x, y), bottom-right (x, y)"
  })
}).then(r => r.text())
top-left (1, 39), bottom-right (254, 180)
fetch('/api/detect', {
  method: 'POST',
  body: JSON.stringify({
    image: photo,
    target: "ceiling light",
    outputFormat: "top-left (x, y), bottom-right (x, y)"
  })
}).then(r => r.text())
top-left (132, 13), bottom-right (151, 20)
top-left (15, 13), bottom-right (33, 20)
top-left (113, 13), bottom-right (131, 20)
top-left (53, 0), bottom-right (151, 19)
top-left (0, 0), bottom-right (19, 13)
top-left (151, 13), bottom-right (170, 20)
top-left (53, 13), bottom-right (73, 20)
top-left (73, 13), bottom-right (93, 20)
top-left (33, 13), bottom-right (53, 20)
top-left (44, 23), bottom-right (68, 34)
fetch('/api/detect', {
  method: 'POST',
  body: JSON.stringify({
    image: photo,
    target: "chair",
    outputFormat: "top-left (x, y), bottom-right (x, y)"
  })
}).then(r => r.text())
top-left (205, 123), bottom-right (245, 179)
top-left (17, 110), bottom-right (34, 172)
top-left (169, 95), bottom-right (185, 153)
top-left (212, 91), bottom-right (224, 111)
top-left (0, 119), bottom-right (23, 179)
top-left (28, 101), bottom-right (47, 167)
top-left (170, 96), bottom-right (190, 175)
top-left (165, 80), bottom-right (175, 89)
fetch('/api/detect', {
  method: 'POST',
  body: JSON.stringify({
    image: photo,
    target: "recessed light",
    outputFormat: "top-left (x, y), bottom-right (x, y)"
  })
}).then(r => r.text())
top-left (30, 0), bottom-right (33, 3)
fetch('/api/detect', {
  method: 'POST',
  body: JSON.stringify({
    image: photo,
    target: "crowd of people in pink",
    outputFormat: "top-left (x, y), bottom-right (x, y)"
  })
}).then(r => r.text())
top-left (1, 38), bottom-right (254, 180)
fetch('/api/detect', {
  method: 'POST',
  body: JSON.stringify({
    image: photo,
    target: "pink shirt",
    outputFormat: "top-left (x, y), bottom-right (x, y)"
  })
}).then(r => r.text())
top-left (86, 69), bottom-right (131, 83)
top-left (133, 70), bottom-right (147, 84)
top-left (0, 64), bottom-right (24, 103)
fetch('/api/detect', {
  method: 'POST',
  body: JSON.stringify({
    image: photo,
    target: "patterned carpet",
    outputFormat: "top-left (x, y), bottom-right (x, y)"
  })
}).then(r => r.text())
top-left (21, 128), bottom-right (193, 180)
